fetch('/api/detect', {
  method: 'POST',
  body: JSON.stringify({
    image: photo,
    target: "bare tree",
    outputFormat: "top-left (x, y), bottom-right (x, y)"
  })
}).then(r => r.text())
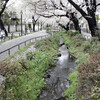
top-left (0, 0), bottom-right (9, 37)
top-left (68, 0), bottom-right (100, 37)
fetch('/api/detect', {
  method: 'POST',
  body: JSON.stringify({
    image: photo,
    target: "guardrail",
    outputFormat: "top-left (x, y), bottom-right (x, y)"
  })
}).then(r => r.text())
top-left (0, 35), bottom-right (49, 61)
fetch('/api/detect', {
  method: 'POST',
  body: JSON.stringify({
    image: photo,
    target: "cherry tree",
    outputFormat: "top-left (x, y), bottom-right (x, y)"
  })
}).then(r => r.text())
top-left (33, 0), bottom-right (81, 32)
top-left (0, 0), bottom-right (9, 36)
top-left (68, 0), bottom-right (100, 37)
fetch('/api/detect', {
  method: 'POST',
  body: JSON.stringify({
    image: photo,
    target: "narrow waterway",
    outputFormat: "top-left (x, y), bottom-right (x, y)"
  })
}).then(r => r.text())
top-left (37, 37), bottom-right (76, 100)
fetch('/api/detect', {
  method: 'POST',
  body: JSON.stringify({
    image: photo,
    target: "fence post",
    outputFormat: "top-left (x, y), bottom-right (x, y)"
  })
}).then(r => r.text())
top-left (25, 41), bottom-right (26, 46)
top-left (8, 49), bottom-right (10, 56)
top-left (18, 44), bottom-right (20, 49)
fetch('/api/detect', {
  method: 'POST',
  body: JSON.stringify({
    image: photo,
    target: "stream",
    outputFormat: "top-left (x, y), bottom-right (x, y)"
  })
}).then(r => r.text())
top-left (37, 37), bottom-right (76, 100)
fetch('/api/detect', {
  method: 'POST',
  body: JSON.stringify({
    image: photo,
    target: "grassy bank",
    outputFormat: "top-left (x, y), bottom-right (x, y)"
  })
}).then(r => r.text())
top-left (0, 33), bottom-right (60, 100)
top-left (60, 30), bottom-right (100, 100)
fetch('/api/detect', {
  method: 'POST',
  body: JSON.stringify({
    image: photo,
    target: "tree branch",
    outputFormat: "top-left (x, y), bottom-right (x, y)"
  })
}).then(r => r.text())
top-left (93, 0), bottom-right (96, 12)
top-left (96, 3), bottom-right (100, 7)
top-left (0, 0), bottom-right (9, 16)
top-left (35, 16), bottom-right (40, 22)
top-left (68, 0), bottom-right (87, 18)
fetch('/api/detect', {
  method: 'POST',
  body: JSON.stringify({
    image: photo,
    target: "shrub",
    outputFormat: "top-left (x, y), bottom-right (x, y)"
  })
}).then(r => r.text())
top-left (26, 51), bottom-right (34, 60)
top-left (35, 34), bottom-right (60, 54)
top-left (61, 30), bottom-right (100, 100)
top-left (73, 34), bottom-right (86, 42)
top-left (70, 34), bottom-right (86, 47)
top-left (90, 37), bottom-right (99, 45)
top-left (0, 34), bottom-right (60, 100)
top-left (67, 30), bottom-right (80, 37)
top-left (65, 71), bottom-right (78, 100)
top-left (77, 54), bottom-right (100, 100)
top-left (75, 52), bottom-right (89, 64)
top-left (81, 41), bottom-right (92, 53)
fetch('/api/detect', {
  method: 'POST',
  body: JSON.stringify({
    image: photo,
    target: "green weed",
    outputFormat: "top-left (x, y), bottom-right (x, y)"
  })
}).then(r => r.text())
top-left (60, 30), bottom-right (100, 100)
top-left (0, 34), bottom-right (60, 100)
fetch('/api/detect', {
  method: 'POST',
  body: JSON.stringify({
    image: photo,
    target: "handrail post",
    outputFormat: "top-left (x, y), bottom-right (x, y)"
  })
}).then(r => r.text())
top-left (18, 44), bottom-right (20, 49)
top-left (8, 49), bottom-right (10, 56)
top-left (25, 41), bottom-right (26, 46)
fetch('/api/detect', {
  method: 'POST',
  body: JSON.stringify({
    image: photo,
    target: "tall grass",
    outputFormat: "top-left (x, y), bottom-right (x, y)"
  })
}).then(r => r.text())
top-left (0, 33), bottom-right (60, 100)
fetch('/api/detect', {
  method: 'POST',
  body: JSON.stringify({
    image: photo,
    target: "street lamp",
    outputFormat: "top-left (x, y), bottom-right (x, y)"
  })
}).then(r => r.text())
top-left (38, 20), bottom-right (39, 31)
top-left (20, 10), bottom-right (23, 36)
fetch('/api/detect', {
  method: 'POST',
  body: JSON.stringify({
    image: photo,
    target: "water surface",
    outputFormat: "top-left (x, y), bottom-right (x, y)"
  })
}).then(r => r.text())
top-left (37, 38), bottom-right (76, 100)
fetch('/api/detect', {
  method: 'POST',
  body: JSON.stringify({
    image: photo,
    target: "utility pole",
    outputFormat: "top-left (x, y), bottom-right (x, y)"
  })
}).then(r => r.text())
top-left (32, 16), bottom-right (35, 32)
top-left (20, 10), bottom-right (23, 36)
top-left (69, 10), bottom-right (71, 31)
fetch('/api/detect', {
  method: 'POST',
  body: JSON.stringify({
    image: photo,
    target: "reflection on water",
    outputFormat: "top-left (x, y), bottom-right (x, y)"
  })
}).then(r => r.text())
top-left (37, 38), bottom-right (76, 100)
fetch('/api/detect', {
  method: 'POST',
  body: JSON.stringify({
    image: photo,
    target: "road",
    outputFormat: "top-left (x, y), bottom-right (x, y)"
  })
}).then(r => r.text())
top-left (0, 30), bottom-right (49, 61)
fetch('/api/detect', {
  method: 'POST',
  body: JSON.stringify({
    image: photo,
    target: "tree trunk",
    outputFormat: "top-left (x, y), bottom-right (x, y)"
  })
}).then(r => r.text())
top-left (33, 23), bottom-right (35, 32)
top-left (0, 17), bottom-right (8, 36)
top-left (67, 0), bottom-right (97, 37)
top-left (88, 19), bottom-right (96, 37)
top-left (73, 19), bottom-right (81, 33)
top-left (58, 23), bottom-right (69, 31)
top-left (8, 24), bottom-right (10, 33)
top-left (70, 13), bottom-right (81, 33)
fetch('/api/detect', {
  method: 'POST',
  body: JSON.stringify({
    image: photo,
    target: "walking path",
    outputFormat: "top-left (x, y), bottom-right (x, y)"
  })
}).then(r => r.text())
top-left (81, 31), bottom-right (91, 39)
top-left (0, 30), bottom-right (49, 61)
top-left (72, 30), bottom-right (92, 39)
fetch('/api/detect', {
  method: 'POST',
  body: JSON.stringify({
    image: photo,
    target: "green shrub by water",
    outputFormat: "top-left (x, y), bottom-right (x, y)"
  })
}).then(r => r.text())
top-left (0, 34), bottom-right (60, 100)
top-left (64, 71), bottom-right (78, 100)
top-left (77, 54), bottom-right (100, 100)
top-left (60, 30), bottom-right (100, 100)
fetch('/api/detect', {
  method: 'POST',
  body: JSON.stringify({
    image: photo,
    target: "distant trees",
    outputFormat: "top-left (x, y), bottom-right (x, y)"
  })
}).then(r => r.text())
top-left (68, 0), bottom-right (100, 37)
top-left (0, 0), bottom-right (9, 36)
top-left (23, 1), bottom-right (40, 32)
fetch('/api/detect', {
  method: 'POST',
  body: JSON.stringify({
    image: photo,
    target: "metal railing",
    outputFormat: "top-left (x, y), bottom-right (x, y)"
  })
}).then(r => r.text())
top-left (0, 35), bottom-right (49, 61)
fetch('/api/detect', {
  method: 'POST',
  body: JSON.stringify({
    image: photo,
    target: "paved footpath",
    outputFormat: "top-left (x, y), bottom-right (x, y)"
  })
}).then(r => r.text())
top-left (72, 30), bottom-right (92, 39)
top-left (0, 30), bottom-right (49, 61)
top-left (81, 31), bottom-right (92, 39)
